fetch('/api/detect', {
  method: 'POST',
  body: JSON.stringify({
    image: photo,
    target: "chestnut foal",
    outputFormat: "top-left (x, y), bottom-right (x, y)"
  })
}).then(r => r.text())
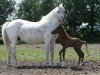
top-left (52, 26), bottom-right (88, 66)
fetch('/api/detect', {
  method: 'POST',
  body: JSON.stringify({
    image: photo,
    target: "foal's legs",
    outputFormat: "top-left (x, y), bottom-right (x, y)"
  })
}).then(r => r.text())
top-left (62, 48), bottom-right (66, 62)
top-left (78, 50), bottom-right (84, 67)
top-left (80, 50), bottom-right (84, 64)
top-left (73, 47), bottom-right (81, 65)
top-left (73, 47), bottom-right (84, 66)
top-left (59, 47), bottom-right (67, 66)
top-left (59, 48), bottom-right (64, 62)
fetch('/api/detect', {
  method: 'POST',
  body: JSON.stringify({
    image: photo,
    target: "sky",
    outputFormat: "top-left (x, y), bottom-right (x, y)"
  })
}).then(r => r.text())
top-left (15, 0), bottom-right (22, 4)
top-left (7, 0), bottom-right (22, 20)
top-left (14, 0), bottom-right (22, 10)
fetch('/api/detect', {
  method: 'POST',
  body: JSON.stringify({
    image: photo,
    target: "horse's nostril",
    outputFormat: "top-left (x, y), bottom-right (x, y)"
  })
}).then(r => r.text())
top-left (59, 17), bottom-right (64, 20)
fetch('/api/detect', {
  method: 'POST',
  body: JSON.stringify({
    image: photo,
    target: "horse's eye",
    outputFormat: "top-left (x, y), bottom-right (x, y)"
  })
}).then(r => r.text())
top-left (57, 11), bottom-right (59, 13)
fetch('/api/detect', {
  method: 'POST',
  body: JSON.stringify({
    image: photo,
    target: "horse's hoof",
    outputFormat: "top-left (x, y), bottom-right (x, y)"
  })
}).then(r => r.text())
top-left (45, 61), bottom-right (50, 66)
top-left (61, 64), bottom-right (64, 67)
top-left (78, 63), bottom-right (83, 68)
top-left (60, 61), bottom-right (66, 67)
top-left (9, 62), bottom-right (22, 68)
top-left (49, 62), bottom-right (54, 66)
top-left (16, 62), bottom-right (22, 67)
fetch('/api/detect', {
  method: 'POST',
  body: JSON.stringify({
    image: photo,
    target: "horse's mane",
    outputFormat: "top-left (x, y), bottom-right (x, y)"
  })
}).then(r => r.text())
top-left (41, 4), bottom-right (64, 20)
top-left (41, 8), bottom-right (58, 21)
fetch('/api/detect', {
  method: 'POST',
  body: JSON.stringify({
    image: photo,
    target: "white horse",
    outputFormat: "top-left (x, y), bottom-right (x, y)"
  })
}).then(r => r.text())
top-left (2, 4), bottom-right (65, 67)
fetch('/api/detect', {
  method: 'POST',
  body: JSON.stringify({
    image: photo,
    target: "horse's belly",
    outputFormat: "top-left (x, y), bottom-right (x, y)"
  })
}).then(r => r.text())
top-left (19, 32), bottom-right (44, 44)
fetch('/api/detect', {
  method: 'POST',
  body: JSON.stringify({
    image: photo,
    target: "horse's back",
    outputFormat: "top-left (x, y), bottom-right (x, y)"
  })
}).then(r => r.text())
top-left (5, 19), bottom-right (44, 44)
top-left (5, 19), bottom-right (25, 37)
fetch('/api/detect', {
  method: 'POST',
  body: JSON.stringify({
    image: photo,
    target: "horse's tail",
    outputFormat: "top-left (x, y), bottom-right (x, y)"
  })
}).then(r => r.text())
top-left (82, 41), bottom-right (90, 56)
top-left (82, 41), bottom-right (88, 49)
top-left (2, 22), bottom-right (10, 51)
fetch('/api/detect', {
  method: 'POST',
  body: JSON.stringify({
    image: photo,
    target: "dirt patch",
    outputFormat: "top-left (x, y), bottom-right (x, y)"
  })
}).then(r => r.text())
top-left (0, 44), bottom-right (100, 75)
top-left (0, 60), bottom-right (100, 75)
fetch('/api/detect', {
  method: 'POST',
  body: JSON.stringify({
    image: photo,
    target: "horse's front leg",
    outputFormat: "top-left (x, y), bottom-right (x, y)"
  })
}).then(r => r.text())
top-left (44, 40), bottom-right (50, 65)
top-left (49, 41), bottom-right (55, 66)
top-left (44, 33), bottom-right (52, 65)
top-left (50, 34), bottom-right (58, 66)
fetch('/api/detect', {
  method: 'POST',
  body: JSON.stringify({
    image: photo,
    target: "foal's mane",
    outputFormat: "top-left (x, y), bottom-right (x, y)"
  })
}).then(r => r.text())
top-left (61, 26), bottom-right (70, 38)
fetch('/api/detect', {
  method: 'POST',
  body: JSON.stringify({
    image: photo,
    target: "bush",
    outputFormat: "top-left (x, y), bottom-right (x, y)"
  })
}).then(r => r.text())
top-left (0, 38), bottom-right (3, 44)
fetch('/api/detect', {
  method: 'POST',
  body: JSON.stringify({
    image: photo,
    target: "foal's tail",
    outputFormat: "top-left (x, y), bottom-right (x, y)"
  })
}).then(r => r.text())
top-left (2, 22), bottom-right (10, 51)
top-left (82, 41), bottom-right (88, 49)
top-left (82, 41), bottom-right (90, 56)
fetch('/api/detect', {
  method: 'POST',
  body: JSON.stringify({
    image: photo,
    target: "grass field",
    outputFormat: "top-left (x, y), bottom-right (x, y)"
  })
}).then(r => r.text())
top-left (0, 44), bottom-right (100, 75)
top-left (0, 44), bottom-right (100, 62)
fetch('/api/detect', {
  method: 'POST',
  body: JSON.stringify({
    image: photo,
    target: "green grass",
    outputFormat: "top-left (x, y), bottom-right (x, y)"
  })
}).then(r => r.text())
top-left (0, 44), bottom-right (100, 62)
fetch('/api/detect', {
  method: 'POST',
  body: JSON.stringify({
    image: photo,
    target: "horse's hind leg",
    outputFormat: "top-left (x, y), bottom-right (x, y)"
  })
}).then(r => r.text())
top-left (9, 36), bottom-right (18, 67)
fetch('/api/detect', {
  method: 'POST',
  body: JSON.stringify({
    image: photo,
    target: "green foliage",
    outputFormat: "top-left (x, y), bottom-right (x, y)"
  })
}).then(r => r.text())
top-left (17, 0), bottom-right (56, 21)
top-left (0, 0), bottom-right (100, 42)
top-left (40, 0), bottom-right (56, 16)
top-left (62, 0), bottom-right (100, 32)
top-left (17, 0), bottom-right (41, 21)
top-left (0, 0), bottom-right (15, 25)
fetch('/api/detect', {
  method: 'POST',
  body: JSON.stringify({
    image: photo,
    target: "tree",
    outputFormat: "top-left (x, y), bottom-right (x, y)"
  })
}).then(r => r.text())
top-left (0, 0), bottom-right (15, 25)
top-left (17, 0), bottom-right (41, 21)
top-left (61, 0), bottom-right (100, 33)
top-left (85, 0), bottom-right (100, 33)
top-left (40, 0), bottom-right (56, 16)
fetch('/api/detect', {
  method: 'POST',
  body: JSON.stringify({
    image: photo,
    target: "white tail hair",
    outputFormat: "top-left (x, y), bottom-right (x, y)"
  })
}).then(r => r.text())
top-left (2, 22), bottom-right (10, 51)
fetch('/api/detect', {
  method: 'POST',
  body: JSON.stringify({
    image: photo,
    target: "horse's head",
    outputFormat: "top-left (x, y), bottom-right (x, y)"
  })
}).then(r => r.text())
top-left (42, 3), bottom-right (65, 25)
top-left (56, 4), bottom-right (65, 25)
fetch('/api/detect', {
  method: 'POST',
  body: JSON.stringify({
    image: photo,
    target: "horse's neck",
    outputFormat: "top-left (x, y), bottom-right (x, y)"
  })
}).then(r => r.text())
top-left (42, 11), bottom-right (59, 31)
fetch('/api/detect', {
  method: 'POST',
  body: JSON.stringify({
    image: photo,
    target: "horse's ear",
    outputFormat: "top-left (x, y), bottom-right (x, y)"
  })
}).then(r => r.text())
top-left (57, 3), bottom-right (60, 7)
top-left (61, 3), bottom-right (63, 6)
top-left (57, 2), bottom-right (63, 7)
top-left (57, 1), bottom-right (61, 7)
top-left (58, 3), bottom-right (64, 7)
top-left (57, 4), bottom-right (59, 7)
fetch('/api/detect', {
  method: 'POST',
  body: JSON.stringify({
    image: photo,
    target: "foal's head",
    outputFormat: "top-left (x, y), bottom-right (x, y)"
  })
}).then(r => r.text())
top-left (52, 26), bottom-right (65, 34)
top-left (52, 26), bottom-right (70, 38)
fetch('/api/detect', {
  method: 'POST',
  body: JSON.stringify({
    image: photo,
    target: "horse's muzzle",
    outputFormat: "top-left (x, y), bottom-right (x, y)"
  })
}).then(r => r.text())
top-left (59, 17), bottom-right (65, 25)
